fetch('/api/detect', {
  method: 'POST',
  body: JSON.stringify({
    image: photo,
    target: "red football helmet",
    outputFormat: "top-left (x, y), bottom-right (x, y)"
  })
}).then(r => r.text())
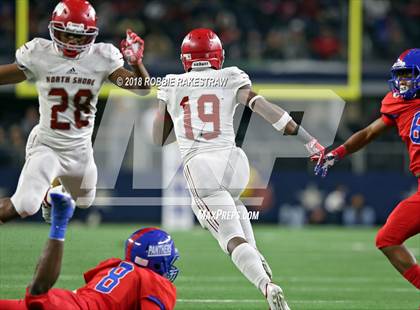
top-left (49, 0), bottom-right (98, 57)
top-left (180, 28), bottom-right (225, 72)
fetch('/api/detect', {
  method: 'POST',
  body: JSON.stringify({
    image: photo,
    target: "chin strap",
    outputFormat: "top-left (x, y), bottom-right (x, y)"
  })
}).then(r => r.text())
top-left (62, 49), bottom-right (79, 58)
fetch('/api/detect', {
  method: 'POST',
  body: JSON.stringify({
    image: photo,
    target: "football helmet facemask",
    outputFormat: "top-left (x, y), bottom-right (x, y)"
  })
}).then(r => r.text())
top-left (125, 227), bottom-right (180, 282)
top-left (389, 48), bottom-right (420, 100)
top-left (49, 0), bottom-right (98, 58)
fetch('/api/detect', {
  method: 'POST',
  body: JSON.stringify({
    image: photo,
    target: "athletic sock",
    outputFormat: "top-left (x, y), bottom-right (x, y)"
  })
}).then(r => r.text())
top-left (403, 264), bottom-right (420, 289)
top-left (235, 201), bottom-right (257, 247)
top-left (231, 242), bottom-right (271, 294)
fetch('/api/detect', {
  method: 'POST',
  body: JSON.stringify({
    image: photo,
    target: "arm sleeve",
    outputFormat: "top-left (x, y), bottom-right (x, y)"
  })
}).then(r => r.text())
top-left (381, 113), bottom-right (396, 126)
top-left (15, 40), bottom-right (37, 82)
top-left (105, 44), bottom-right (125, 76)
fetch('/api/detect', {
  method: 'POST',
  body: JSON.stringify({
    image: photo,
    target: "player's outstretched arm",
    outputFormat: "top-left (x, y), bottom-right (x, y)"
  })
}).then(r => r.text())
top-left (237, 86), bottom-right (325, 156)
top-left (341, 117), bottom-right (389, 154)
top-left (28, 194), bottom-right (75, 295)
top-left (313, 117), bottom-right (390, 177)
top-left (152, 100), bottom-right (176, 146)
top-left (0, 64), bottom-right (27, 85)
top-left (109, 29), bottom-right (151, 95)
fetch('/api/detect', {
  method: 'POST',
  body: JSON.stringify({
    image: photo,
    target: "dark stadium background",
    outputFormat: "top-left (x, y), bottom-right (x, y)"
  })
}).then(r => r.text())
top-left (0, 0), bottom-right (419, 225)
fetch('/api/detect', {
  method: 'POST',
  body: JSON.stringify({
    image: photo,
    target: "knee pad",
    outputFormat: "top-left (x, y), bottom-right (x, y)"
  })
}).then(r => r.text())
top-left (11, 193), bottom-right (41, 217)
top-left (74, 189), bottom-right (96, 209)
top-left (192, 190), bottom-right (246, 254)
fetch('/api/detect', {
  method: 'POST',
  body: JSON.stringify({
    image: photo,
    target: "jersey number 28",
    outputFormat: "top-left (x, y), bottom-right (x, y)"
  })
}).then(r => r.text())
top-left (181, 94), bottom-right (220, 140)
top-left (49, 88), bottom-right (93, 130)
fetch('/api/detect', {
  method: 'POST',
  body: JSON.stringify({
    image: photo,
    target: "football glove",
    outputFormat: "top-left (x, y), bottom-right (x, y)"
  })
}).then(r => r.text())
top-left (49, 193), bottom-right (75, 241)
top-left (312, 145), bottom-right (347, 178)
top-left (305, 138), bottom-right (325, 159)
top-left (120, 29), bottom-right (144, 65)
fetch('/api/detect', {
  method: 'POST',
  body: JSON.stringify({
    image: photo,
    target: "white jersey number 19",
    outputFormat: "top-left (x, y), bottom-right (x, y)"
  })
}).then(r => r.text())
top-left (180, 94), bottom-right (221, 140)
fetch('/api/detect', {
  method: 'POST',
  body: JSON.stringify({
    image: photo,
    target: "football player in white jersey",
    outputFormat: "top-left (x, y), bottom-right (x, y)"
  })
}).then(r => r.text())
top-left (0, 0), bottom-right (150, 223)
top-left (153, 29), bottom-right (325, 310)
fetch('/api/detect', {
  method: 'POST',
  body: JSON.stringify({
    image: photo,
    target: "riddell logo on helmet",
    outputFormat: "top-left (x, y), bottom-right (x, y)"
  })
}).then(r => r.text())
top-left (393, 58), bottom-right (406, 69)
top-left (148, 244), bottom-right (172, 257)
top-left (191, 61), bottom-right (211, 68)
top-left (67, 22), bottom-right (85, 32)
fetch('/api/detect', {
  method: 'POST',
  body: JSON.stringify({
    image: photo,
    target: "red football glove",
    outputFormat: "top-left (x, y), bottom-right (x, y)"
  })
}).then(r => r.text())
top-left (312, 145), bottom-right (347, 177)
top-left (305, 138), bottom-right (326, 176)
top-left (305, 138), bottom-right (325, 159)
top-left (120, 29), bottom-right (144, 65)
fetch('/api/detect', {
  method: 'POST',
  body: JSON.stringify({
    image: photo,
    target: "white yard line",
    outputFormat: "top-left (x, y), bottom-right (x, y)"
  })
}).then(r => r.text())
top-left (177, 299), bottom-right (351, 304)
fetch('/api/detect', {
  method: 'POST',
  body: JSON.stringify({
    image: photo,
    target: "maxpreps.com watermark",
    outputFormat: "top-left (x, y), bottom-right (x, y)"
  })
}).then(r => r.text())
top-left (197, 209), bottom-right (260, 221)
top-left (116, 76), bottom-right (229, 88)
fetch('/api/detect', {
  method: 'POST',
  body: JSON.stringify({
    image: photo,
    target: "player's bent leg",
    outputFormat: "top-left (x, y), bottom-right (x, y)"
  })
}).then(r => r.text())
top-left (0, 198), bottom-right (20, 223)
top-left (235, 200), bottom-right (257, 247)
top-left (229, 237), bottom-right (290, 310)
top-left (235, 200), bottom-right (273, 279)
top-left (375, 194), bottom-right (420, 289)
top-left (60, 158), bottom-right (97, 209)
top-left (10, 146), bottom-right (61, 218)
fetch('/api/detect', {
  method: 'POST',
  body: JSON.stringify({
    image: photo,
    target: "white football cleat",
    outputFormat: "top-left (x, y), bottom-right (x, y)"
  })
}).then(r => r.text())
top-left (41, 185), bottom-right (68, 224)
top-left (265, 283), bottom-right (291, 310)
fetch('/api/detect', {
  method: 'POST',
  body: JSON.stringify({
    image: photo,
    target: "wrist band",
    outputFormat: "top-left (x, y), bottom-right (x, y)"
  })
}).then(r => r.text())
top-left (272, 112), bottom-right (292, 131)
top-left (248, 95), bottom-right (263, 111)
top-left (334, 145), bottom-right (348, 159)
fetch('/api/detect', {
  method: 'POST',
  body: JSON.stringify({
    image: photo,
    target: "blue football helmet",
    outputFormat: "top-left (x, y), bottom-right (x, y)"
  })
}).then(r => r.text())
top-left (125, 227), bottom-right (179, 282)
top-left (389, 48), bottom-right (420, 100)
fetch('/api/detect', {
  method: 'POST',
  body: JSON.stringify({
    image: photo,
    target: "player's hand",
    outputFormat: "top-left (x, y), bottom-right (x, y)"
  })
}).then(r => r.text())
top-left (50, 193), bottom-right (75, 226)
top-left (305, 138), bottom-right (325, 159)
top-left (313, 151), bottom-right (338, 177)
top-left (312, 145), bottom-right (347, 177)
top-left (120, 29), bottom-right (144, 65)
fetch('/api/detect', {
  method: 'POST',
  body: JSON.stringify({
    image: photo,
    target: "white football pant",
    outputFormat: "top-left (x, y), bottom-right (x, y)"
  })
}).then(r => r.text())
top-left (183, 146), bottom-right (253, 253)
top-left (11, 126), bottom-right (97, 217)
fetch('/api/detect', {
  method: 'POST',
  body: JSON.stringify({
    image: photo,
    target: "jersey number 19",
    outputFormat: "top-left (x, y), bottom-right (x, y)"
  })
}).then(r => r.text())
top-left (181, 94), bottom-right (221, 140)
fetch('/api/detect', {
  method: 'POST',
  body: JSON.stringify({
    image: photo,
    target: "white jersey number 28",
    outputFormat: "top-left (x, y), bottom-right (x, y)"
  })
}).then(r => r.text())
top-left (48, 88), bottom-right (93, 130)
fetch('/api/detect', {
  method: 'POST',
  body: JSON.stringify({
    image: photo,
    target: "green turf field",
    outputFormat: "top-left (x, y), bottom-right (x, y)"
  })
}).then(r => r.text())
top-left (0, 224), bottom-right (419, 309)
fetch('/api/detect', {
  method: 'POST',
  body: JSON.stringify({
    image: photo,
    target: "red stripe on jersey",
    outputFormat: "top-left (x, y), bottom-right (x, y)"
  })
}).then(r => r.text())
top-left (125, 227), bottom-right (157, 261)
top-left (184, 166), bottom-right (219, 231)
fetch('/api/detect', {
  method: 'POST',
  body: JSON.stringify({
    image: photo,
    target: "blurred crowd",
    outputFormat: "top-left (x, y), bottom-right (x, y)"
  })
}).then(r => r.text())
top-left (280, 183), bottom-right (377, 227)
top-left (0, 106), bottom-right (38, 167)
top-left (1, 0), bottom-right (419, 63)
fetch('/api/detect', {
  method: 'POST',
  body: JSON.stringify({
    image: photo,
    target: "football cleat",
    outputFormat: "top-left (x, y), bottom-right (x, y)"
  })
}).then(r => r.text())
top-left (265, 283), bottom-right (291, 310)
top-left (42, 185), bottom-right (68, 224)
top-left (125, 227), bottom-right (180, 282)
top-left (180, 28), bottom-right (224, 72)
